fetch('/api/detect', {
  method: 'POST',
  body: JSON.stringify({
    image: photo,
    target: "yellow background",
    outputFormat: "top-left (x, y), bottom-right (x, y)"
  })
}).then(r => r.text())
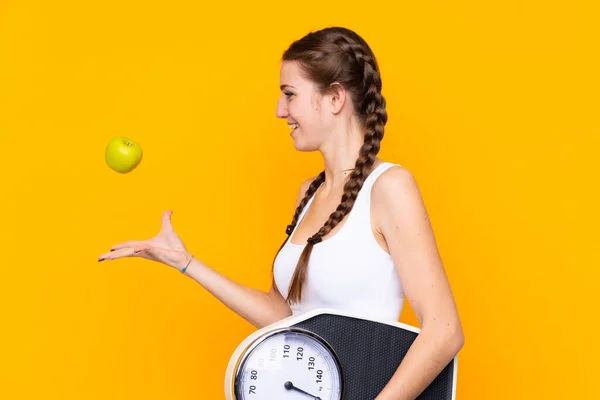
top-left (1, 1), bottom-right (598, 398)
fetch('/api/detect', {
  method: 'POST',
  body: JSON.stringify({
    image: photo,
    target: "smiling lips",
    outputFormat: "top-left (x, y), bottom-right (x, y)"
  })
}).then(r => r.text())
top-left (288, 123), bottom-right (299, 131)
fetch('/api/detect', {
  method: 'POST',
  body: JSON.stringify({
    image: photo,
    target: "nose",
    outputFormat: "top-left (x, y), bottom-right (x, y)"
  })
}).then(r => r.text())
top-left (275, 95), bottom-right (288, 119)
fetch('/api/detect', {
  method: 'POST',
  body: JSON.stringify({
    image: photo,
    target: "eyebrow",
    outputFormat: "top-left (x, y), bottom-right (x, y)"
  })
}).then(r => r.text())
top-left (280, 84), bottom-right (296, 91)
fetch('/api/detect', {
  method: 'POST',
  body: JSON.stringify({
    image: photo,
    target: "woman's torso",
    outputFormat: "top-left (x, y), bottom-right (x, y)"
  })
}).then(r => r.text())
top-left (273, 162), bottom-right (405, 322)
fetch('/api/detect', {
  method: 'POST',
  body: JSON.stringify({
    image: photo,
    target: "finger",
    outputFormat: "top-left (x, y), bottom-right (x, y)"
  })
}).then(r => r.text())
top-left (160, 210), bottom-right (174, 234)
top-left (110, 240), bottom-right (143, 251)
top-left (98, 247), bottom-right (135, 261)
top-left (131, 244), bottom-right (153, 256)
top-left (98, 243), bottom-right (156, 262)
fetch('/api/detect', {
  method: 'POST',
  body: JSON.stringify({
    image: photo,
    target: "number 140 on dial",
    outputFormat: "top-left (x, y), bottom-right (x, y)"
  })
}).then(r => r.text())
top-left (233, 328), bottom-right (344, 399)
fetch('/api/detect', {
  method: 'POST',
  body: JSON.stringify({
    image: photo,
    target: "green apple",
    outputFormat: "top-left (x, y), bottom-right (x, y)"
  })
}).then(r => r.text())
top-left (105, 136), bottom-right (143, 173)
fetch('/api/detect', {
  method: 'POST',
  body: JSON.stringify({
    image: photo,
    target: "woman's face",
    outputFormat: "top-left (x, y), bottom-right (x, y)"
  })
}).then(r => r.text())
top-left (276, 61), bottom-right (333, 152)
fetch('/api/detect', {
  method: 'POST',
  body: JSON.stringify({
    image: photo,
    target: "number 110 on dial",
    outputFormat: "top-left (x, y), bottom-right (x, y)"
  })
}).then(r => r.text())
top-left (233, 328), bottom-right (344, 399)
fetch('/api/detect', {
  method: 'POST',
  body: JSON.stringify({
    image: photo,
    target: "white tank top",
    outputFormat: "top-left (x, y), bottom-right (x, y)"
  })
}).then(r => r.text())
top-left (273, 162), bottom-right (405, 322)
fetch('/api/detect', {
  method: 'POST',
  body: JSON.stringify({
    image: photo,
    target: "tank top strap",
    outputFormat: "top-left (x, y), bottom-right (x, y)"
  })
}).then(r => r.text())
top-left (289, 162), bottom-right (402, 239)
top-left (361, 162), bottom-right (402, 192)
top-left (346, 162), bottom-right (402, 232)
top-left (292, 189), bottom-right (318, 236)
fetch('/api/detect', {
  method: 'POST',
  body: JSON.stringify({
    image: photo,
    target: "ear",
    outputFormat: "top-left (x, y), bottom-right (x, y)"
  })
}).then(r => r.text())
top-left (327, 82), bottom-right (346, 115)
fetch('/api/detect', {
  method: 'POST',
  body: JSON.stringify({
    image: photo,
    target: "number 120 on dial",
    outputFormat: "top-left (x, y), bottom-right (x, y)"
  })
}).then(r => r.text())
top-left (233, 328), bottom-right (344, 399)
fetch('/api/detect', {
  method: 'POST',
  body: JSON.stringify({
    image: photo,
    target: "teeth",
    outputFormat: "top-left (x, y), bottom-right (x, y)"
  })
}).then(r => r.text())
top-left (288, 123), bottom-right (299, 130)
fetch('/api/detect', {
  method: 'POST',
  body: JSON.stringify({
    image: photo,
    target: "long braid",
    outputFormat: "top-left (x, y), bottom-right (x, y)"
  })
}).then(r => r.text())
top-left (271, 172), bottom-right (325, 288)
top-left (285, 172), bottom-right (326, 236)
top-left (283, 30), bottom-right (388, 305)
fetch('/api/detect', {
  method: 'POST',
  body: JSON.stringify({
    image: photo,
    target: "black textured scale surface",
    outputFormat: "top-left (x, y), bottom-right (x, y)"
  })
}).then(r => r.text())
top-left (293, 313), bottom-right (454, 400)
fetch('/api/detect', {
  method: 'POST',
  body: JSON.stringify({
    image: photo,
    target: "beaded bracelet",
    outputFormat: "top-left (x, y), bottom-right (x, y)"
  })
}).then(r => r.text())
top-left (180, 254), bottom-right (194, 274)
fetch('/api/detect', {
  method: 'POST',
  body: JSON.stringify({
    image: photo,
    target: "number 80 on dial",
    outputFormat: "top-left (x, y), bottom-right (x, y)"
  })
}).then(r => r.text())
top-left (232, 327), bottom-right (344, 399)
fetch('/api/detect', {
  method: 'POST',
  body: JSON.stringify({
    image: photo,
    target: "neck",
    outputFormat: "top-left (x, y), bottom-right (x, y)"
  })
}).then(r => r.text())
top-left (318, 120), bottom-right (368, 194)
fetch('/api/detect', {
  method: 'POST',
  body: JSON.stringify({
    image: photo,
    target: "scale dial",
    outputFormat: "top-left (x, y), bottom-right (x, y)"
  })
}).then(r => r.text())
top-left (233, 327), bottom-right (344, 400)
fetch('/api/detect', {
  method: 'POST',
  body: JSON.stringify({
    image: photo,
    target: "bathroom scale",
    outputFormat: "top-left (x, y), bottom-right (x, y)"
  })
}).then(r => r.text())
top-left (225, 308), bottom-right (457, 399)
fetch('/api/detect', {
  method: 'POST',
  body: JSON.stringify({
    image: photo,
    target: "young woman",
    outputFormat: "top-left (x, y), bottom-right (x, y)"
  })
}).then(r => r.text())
top-left (99, 26), bottom-right (464, 399)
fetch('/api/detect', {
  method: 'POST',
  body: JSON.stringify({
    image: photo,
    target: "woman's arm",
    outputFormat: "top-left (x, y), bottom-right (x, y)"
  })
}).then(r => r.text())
top-left (170, 255), bottom-right (291, 329)
top-left (169, 176), bottom-right (317, 329)
top-left (372, 166), bottom-right (465, 399)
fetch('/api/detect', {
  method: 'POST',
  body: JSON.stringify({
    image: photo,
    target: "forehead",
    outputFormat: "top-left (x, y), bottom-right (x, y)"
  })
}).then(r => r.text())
top-left (280, 61), bottom-right (311, 88)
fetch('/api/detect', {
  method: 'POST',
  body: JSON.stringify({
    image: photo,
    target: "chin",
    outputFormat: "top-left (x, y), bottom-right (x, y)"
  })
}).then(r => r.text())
top-left (293, 143), bottom-right (311, 152)
top-left (291, 129), bottom-right (321, 152)
top-left (292, 140), bottom-right (319, 152)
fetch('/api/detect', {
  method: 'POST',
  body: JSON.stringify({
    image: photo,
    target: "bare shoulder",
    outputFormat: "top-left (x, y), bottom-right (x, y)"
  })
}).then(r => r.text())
top-left (299, 175), bottom-right (318, 193)
top-left (372, 164), bottom-right (419, 198)
top-left (294, 175), bottom-right (319, 209)
top-left (371, 164), bottom-right (427, 227)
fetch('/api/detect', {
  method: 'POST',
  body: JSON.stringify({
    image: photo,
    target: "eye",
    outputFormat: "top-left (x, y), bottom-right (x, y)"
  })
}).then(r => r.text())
top-left (284, 91), bottom-right (294, 98)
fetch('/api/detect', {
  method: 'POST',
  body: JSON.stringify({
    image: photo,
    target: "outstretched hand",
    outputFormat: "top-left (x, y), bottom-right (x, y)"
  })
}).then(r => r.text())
top-left (98, 210), bottom-right (191, 270)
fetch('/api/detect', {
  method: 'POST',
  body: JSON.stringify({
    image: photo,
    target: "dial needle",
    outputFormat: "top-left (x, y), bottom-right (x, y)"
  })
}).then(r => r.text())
top-left (284, 381), bottom-right (322, 399)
